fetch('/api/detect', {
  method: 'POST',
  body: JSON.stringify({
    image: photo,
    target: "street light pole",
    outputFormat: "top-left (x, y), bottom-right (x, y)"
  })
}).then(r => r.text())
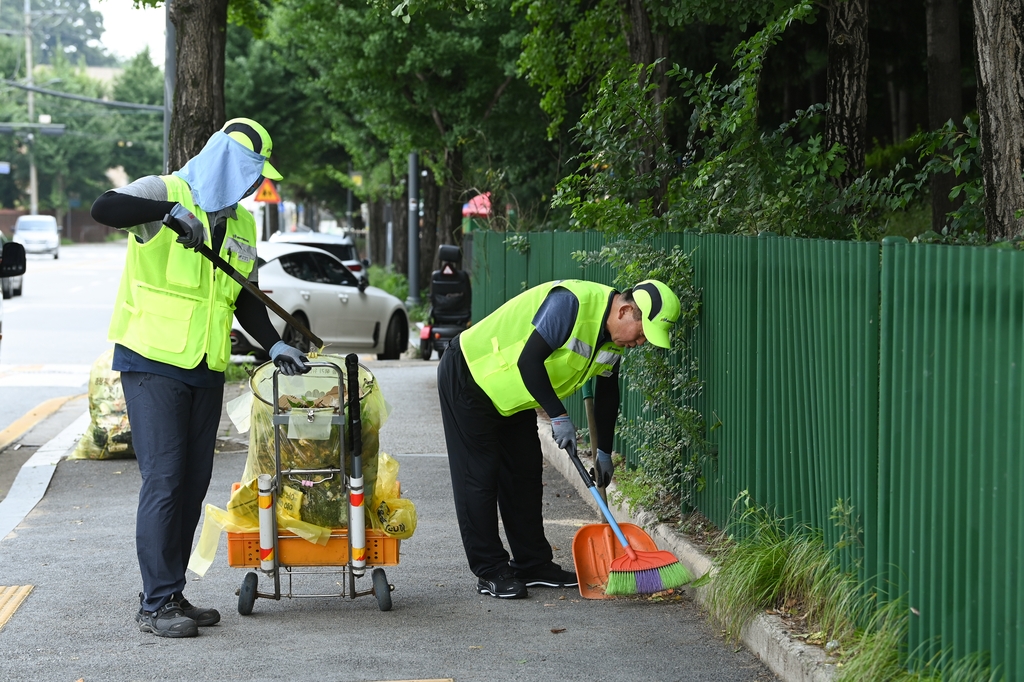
top-left (24, 0), bottom-right (37, 215)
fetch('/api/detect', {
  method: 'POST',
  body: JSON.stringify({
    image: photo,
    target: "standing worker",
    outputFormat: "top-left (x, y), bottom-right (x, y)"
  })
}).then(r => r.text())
top-left (91, 118), bottom-right (309, 638)
top-left (437, 279), bottom-right (681, 598)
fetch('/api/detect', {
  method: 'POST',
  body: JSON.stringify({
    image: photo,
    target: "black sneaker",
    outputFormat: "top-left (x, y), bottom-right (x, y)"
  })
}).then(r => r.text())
top-left (476, 572), bottom-right (528, 599)
top-left (136, 601), bottom-right (198, 638)
top-left (514, 563), bottom-right (579, 588)
top-left (175, 593), bottom-right (221, 627)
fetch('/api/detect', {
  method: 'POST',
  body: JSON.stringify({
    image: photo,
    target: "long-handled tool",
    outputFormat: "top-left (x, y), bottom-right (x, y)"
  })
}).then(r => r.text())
top-left (162, 215), bottom-right (323, 350)
top-left (567, 443), bottom-right (692, 596)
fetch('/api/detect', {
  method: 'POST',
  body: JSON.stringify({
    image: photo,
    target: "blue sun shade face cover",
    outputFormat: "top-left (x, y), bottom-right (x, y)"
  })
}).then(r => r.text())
top-left (173, 131), bottom-right (265, 212)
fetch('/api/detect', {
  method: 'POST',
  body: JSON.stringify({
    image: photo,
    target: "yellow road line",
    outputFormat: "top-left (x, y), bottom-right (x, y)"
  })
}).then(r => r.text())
top-left (0, 585), bottom-right (33, 631)
top-left (0, 394), bottom-right (84, 451)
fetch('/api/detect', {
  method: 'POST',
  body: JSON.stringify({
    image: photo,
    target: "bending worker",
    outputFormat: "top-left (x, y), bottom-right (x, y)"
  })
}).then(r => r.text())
top-left (437, 278), bottom-right (681, 599)
top-left (91, 118), bottom-right (309, 638)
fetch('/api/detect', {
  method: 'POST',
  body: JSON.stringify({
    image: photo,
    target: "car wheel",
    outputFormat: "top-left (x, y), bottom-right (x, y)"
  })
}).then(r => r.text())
top-left (377, 313), bottom-right (407, 360)
top-left (53, 251), bottom-right (59, 260)
top-left (14, 281), bottom-right (22, 296)
top-left (1, 279), bottom-right (10, 300)
top-left (282, 312), bottom-right (310, 350)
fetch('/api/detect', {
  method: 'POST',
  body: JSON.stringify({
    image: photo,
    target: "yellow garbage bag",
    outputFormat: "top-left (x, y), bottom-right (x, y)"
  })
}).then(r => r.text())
top-left (370, 452), bottom-right (417, 540)
top-left (188, 479), bottom-right (332, 577)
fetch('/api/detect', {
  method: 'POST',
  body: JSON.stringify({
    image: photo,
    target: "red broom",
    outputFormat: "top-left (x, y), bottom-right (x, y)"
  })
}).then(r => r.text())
top-left (566, 444), bottom-right (692, 595)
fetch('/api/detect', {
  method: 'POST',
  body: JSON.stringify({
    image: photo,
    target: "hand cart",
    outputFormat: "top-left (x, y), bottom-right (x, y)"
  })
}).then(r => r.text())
top-left (229, 353), bottom-right (398, 613)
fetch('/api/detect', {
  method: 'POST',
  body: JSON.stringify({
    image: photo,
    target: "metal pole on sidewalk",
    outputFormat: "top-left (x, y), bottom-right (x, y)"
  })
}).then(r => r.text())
top-left (406, 151), bottom-right (420, 307)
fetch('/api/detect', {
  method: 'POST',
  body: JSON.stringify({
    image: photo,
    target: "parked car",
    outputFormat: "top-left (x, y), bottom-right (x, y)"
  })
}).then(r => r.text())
top-left (13, 214), bottom-right (60, 259)
top-left (231, 242), bottom-right (408, 361)
top-left (0, 238), bottom-right (27, 359)
top-left (267, 231), bottom-right (369, 279)
top-left (0, 232), bottom-right (24, 298)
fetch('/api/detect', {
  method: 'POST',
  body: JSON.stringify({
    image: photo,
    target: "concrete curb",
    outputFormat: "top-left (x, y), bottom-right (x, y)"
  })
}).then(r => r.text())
top-left (0, 411), bottom-right (90, 541)
top-left (537, 425), bottom-right (837, 682)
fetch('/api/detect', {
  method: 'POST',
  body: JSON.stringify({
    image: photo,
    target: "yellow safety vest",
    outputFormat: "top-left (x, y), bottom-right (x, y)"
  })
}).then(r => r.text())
top-left (108, 175), bottom-right (257, 372)
top-left (459, 280), bottom-right (622, 416)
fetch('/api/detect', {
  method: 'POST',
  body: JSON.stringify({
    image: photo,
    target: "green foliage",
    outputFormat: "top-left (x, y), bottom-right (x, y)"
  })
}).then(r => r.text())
top-left (706, 493), bottom-right (1000, 681)
top-left (224, 361), bottom-right (256, 383)
top-left (705, 491), bottom-right (860, 644)
top-left (575, 240), bottom-right (704, 512)
top-left (914, 116), bottom-right (986, 239)
top-left (554, 3), bottom-right (925, 243)
top-left (367, 264), bottom-right (430, 321)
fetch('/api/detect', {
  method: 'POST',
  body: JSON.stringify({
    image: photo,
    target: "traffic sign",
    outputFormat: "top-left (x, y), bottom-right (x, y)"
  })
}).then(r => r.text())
top-left (253, 178), bottom-right (281, 203)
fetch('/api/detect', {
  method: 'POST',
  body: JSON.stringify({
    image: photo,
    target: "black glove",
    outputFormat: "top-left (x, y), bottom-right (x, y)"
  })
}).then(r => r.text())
top-left (166, 203), bottom-right (205, 250)
top-left (270, 340), bottom-right (310, 376)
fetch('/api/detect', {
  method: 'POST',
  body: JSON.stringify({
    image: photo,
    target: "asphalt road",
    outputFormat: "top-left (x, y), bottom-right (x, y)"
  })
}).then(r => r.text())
top-left (0, 360), bottom-right (776, 682)
top-left (0, 243), bottom-right (126, 432)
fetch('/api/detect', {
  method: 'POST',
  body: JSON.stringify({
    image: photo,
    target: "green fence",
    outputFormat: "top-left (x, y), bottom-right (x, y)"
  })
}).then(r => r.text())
top-left (466, 229), bottom-right (1024, 677)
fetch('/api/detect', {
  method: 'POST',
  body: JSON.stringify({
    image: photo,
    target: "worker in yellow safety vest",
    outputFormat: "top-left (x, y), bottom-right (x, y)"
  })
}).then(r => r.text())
top-left (437, 278), bottom-right (681, 599)
top-left (91, 118), bottom-right (308, 638)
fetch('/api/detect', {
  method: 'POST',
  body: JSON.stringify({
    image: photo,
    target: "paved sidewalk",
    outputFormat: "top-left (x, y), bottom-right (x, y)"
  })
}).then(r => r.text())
top-left (0, 359), bottom-right (779, 682)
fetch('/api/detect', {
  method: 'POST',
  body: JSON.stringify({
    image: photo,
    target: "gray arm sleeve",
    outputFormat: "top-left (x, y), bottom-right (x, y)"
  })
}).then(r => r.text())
top-left (113, 176), bottom-right (169, 242)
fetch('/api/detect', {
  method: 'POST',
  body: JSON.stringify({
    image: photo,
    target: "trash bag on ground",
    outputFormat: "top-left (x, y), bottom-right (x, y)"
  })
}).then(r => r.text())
top-left (69, 348), bottom-right (134, 460)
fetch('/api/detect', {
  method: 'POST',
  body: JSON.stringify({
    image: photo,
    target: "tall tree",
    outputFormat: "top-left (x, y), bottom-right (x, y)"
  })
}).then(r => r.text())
top-left (971, 0), bottom-right (1024, 240)
top-left (926, 0), bottom-right (963, 233)
top-left (825, 0), bottom-right (869, 187)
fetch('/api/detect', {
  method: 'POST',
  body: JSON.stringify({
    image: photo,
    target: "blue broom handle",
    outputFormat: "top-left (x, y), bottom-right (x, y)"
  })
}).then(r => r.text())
top-left (566, 443), bottom-right (631, 550)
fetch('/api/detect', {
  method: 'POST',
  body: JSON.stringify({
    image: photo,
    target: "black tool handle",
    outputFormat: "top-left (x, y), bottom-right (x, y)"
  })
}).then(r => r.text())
top-left (162, 215), bottom-right (323, 350)
top-left (346, 354), bottom-right (362, 479)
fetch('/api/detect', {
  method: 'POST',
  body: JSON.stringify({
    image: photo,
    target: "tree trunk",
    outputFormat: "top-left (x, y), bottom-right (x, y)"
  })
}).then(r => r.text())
top-left (168, 0), bottom-right (228, 170)
top-left (927, 0), bottom-right (964, 233)
top-left (437, 146), bottom-right (464, 251)
top-left (619, 0), bottom-right (669, 212)
top-left (825, 0), bottom-right (870, 187)
top-left (972, 0), bottom-right (1024, 240)
top-left (420, 166), bottom-right (439, 291)
top-left (366, 197), bottom-right (386, 267)
top-left (392, 189), bottom-right (408, 277)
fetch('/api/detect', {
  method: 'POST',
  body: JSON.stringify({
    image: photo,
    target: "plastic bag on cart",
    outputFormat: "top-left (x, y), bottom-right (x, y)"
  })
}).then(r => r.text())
top-left (188, 478), bottom-right (333, 577)
top-left (241, 356), bottom-right (390, 529)
top-left (69, 348), bottom-right (135, 460)
top-left (370, 452), bottom-right (417, 539)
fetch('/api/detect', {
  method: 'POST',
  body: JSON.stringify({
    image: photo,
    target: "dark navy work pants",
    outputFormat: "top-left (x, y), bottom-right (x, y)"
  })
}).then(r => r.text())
top-left (436, 336), bottom-right (554, 579)
top-left (121, 372), bottom-right (223, 612)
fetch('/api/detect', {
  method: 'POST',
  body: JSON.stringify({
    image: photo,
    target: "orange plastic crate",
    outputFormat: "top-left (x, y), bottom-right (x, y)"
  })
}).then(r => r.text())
top-left (227, 528), bottom-right (400, 568)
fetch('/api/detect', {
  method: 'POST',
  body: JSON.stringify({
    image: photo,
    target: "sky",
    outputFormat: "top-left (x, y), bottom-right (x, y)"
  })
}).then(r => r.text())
top-left (91, 0), bottom-right (166, 67)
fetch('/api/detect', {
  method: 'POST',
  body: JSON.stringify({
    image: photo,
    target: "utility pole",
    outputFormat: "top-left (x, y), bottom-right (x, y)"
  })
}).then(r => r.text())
top-left (24, 0), bottom-right (37, 214)
top-left (406, 152), bottom-right (420, 307)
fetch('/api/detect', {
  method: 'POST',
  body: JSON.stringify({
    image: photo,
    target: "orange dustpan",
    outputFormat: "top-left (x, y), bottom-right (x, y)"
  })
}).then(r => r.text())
top-left (573, 522), bottom-right (659, 599)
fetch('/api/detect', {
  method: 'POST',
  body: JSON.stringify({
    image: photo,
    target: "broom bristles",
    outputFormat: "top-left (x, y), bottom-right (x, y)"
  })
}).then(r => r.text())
top-left (605, 550), bottom-right (693, 596)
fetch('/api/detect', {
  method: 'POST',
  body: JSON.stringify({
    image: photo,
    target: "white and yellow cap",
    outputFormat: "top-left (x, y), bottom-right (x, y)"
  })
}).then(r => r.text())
top-left (221, 117), bottom-right (283, 180)
top-left (632, 280), bottom-right (680, 349)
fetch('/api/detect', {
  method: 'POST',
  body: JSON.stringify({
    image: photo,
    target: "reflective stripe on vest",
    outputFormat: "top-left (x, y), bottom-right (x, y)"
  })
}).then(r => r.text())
top-left (107, 175), bottom-right (257, 372)
top-left (459, 280), bottom-right (621, 416)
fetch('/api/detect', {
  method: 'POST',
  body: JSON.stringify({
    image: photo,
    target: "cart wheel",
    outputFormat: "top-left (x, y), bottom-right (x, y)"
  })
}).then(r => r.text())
top-left (238, 572), bottom-right (259, 615)
top-left (420, 339), bottom-right (432, 361)
top-left (371, 568), bottom-right (392, 611)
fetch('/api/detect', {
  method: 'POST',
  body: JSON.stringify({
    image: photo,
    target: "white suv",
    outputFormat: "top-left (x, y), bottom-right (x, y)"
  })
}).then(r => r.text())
top-left (13, 214), bottom-right (60, 259)
top-left (268, 231), bottom-right (368, 280)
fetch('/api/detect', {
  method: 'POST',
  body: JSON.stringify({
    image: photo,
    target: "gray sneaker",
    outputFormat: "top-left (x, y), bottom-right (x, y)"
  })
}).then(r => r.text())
top-left (136, 601), bottom-right (198, 638)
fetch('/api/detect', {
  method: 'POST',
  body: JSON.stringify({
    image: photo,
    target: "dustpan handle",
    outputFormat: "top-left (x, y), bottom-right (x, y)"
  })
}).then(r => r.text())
top-left (566, 443), bottom-right (631, 551)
